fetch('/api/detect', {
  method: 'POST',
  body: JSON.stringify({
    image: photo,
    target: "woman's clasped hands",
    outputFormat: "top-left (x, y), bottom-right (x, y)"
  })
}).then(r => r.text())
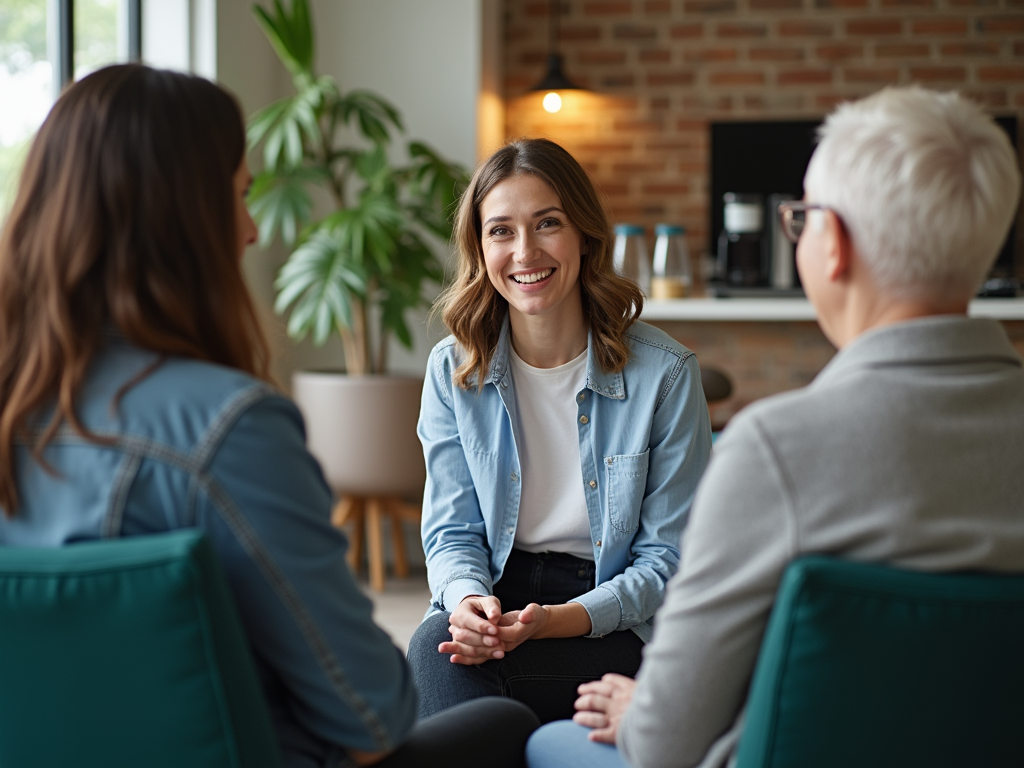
top-left (440, 595), bottom-right (552, 665)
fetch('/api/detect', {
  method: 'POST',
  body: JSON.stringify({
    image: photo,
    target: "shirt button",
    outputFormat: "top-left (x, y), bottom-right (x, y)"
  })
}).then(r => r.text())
top-left (578, 392), bottom-right (585, 401)
top-left (606, 457), bottom-right (613, 465)
top-left (510, 471), bottom-right (518, 482)
top-left (580, 415), bottom-right (589, 424)
top-left (589, 480), bottom-right (597, 488)
top-left (596, 540), bottom-right (602, 547)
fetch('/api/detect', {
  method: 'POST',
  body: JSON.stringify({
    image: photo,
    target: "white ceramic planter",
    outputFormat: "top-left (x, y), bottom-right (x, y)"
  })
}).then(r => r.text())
top-left (292, 372), bottom-right (426, 498)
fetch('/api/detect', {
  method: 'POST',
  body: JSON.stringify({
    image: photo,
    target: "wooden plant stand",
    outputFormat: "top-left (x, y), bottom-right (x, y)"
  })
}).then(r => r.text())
top-left (331, 496), bottom-right (421, 592)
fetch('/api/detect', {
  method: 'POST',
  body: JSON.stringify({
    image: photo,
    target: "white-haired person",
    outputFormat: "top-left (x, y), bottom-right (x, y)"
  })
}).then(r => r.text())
top-left (525, 85), bottom-right (1024, 768)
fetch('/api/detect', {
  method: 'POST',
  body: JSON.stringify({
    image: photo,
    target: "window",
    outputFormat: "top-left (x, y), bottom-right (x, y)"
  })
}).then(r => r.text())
top-left (0, 0), bottom-right (140, 216)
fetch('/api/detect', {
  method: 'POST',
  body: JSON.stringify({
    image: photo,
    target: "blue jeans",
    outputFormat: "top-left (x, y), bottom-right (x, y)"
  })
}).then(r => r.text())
top-left (526, 720), bottom-right (628, 768)
top-left (408, 550), bottom-right (645, 724)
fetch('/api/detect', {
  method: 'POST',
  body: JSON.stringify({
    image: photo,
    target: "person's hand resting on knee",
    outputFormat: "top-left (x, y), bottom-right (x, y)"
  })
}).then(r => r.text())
top-left (572, 673), bottom-right (636, 744)
top-left (441, 598), bottom-right (593, 665)
top-left (440, 595), bottom-right (506, 665)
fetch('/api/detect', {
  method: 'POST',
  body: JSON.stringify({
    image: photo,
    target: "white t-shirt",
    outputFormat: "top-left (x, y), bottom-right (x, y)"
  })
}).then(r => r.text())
top-left (509, 346), bottom-right (594, 560)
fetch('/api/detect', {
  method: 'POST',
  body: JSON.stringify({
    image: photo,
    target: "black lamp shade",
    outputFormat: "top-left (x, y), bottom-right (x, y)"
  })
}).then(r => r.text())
top-left (530, 53), bottom-right (583, 92)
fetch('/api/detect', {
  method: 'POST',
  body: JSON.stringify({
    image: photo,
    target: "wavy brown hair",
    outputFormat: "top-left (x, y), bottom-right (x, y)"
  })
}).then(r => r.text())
top-left (0, 64), bottom-right (270, 514)
top-left (439, 138), bottom-right (643, 389)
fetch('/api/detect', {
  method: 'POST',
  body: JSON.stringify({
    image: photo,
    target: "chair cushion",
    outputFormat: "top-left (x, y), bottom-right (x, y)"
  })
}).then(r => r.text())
top-left (0, 530), bottom-right (280, 768)
top-left (736, 556), bottom-right (1024, 768)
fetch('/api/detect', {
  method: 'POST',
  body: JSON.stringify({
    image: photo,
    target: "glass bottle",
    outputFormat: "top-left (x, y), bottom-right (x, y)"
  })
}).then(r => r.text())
top-left (651, 224), bottom-right (692, 299)
top-left (613, 224), bottom-right (651, 295)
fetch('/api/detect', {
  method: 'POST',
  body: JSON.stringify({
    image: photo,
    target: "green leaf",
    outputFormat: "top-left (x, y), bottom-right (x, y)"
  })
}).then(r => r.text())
top-left (253, 88), bottom-right (328, 171)
top-left (247, 98), bottom-right (290, 149)
top-left (247, 167), bottom-right (327, 246)
top-left (400, 140), bottom-right (469, 241)
top-left (262, 114), bottom-right (286, 170)
top-left (284, 117), bottom-right (303, 167)
top-left (274, 229), bottom-right (368, 344)
top-left (336, 90), bottom-right (403, 145)
top-left (292, 95), bottom-right (320, 142)
top-left (252, 0), bottom-right (314, 83)
top-left (252, 4), bottom-right (301, 79)
top-left (355, 146), bottom-right (390, 184)
top-left (290, 0), bottom-right (313, 72)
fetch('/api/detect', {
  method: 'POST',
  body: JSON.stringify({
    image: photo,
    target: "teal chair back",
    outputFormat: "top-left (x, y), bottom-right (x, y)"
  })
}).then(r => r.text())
top-left (0, 530), bottom-right (281, 768)
top-left (736, 556), bottom-right (1024, 768)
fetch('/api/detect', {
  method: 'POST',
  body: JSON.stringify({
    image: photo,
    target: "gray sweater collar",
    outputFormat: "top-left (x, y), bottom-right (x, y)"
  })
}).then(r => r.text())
top-left (815, 315), bottom-right (1021, 386)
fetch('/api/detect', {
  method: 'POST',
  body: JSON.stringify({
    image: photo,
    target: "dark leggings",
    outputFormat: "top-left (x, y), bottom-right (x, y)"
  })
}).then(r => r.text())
top-left (374, 697), bottom-right (539, 768)
top-left (407, 550), bottom-right (645, 724)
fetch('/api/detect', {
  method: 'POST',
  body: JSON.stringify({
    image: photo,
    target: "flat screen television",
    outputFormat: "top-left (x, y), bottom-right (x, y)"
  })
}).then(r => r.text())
top-left (709, 116), bottom-right (1019, 281)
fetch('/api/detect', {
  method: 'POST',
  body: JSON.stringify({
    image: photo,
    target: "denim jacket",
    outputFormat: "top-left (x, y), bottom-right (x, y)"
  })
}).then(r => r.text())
top-left (0, 335), bottom-right (416, 768)
top-left (418, 318), bottom-right (712, 642)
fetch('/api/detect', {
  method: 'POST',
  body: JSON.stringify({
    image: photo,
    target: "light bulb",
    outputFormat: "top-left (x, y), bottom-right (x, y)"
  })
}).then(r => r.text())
top-left (542, 92), bottom-right (562, 113)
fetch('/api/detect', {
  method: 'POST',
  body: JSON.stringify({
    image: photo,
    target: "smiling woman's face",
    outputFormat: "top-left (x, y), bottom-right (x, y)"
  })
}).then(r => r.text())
top-left (478, 173), bottom-right (585, 327)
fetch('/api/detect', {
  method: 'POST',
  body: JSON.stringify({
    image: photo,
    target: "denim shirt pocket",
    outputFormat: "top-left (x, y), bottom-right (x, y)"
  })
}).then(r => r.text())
top-left (604, 449), bottom-right (650, 534)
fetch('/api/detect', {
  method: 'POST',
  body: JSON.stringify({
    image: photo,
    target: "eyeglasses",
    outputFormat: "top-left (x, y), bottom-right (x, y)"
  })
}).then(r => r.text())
top-left (777, 201), bottom-right (834, 244)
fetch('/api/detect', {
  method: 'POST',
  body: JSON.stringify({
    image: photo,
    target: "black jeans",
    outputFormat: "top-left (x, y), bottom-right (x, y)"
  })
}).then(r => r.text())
top-left (373, 697), bottom-right (539, 768)
top-left (407, 550), bottom-right (645, 724)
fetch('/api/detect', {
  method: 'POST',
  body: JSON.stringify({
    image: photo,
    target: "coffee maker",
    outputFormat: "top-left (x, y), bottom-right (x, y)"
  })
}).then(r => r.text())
top-left (713, 192), bottom-right (801, 293)
top-left (716, 193), bottom-right (767, 287)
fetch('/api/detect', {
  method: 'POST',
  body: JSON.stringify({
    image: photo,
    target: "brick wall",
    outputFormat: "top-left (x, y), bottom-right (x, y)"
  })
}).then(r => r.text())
top-left (504, 0), bottom-right (1023, 254)
top-left (502, 0), bottom-right (1024, 406)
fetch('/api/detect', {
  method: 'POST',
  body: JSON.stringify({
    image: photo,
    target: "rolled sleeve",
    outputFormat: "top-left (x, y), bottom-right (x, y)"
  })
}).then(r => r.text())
top-left (571, 583), bottom-right (623, 638)
top-left (442, 577), bottom-right (494, 611)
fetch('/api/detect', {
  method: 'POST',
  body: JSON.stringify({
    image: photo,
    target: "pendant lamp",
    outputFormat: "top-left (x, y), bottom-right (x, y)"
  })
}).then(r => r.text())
top-left (530, 0), bottom-right (584, 113)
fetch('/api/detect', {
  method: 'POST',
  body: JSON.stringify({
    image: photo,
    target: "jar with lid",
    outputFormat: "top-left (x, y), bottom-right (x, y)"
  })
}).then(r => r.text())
top-left (716, 193), bottom-right (766, 287)
top-left (651, 224), bottom-right (692, 299)
top-left (613, 224), bottom-right (651, 295)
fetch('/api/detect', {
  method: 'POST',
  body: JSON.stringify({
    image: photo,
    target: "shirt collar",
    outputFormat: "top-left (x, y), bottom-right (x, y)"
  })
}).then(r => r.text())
top-left (488, 313), bottom-right (625, 400)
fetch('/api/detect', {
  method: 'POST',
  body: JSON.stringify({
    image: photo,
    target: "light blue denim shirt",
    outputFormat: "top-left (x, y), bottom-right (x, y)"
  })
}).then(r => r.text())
top-left (0, 335), bottom-right (416, 768)
top-left (418, 318), bottom-right (712, 642)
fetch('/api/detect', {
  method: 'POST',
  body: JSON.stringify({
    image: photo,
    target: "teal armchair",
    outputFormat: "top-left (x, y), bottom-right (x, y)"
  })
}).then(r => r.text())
top-left (0, 529), bottom-right (281, 768)
top-left (736, 556), bottom-right (1024, 768)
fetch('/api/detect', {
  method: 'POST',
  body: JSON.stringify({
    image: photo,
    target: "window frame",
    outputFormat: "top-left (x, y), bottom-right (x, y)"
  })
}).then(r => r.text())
top-left (52, 0), bottom-right (142, 93)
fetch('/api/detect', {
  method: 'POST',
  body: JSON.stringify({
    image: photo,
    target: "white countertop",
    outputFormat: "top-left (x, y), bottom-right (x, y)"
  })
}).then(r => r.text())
top-left (642, 297), bottom-right (1024, 322)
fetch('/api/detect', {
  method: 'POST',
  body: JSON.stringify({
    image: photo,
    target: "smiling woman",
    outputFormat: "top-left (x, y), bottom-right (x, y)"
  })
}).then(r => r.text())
top-left (480, 173), bottom-right (585, 365)
top-left (408, 138), bottom-right (714, 724)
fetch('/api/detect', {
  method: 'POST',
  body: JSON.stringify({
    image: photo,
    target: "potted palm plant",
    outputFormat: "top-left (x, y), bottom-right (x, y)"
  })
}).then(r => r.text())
top-left (247, 0), bottom-right (467, 586)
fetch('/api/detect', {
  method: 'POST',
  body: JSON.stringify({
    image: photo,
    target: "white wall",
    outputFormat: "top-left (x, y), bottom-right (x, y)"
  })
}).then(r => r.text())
top-left (142, 0), bottom-right (217, 78)
top-left (212, 0), bottom-right (294, 385)
top-left (314, 0), bottom-right (479, 171)
top-left (213, 0), bottom-right (492, 384)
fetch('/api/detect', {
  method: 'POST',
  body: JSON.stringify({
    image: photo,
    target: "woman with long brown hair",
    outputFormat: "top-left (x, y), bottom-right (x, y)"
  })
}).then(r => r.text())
top-left (0, 64), bottom-right (538, 768)
top-left (408, 138), bottom-right (712, 723)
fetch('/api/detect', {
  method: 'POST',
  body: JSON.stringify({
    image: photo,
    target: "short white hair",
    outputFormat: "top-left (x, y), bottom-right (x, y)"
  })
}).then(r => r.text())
top-left (804, 86), bottom-right (1022, 303)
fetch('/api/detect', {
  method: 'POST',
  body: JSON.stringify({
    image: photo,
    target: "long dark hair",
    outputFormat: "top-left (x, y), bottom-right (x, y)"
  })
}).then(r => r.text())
top-left (438, 138), bottom-right (643, 389)
top-left (0, 64), bottom-right (270, 514)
